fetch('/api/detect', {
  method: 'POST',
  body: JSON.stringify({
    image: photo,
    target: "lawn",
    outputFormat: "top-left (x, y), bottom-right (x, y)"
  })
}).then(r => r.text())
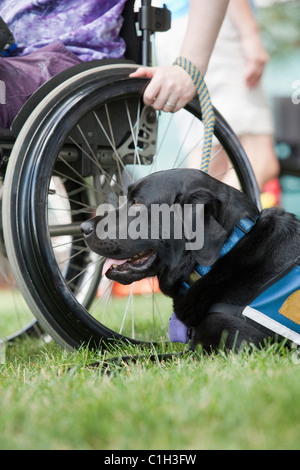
top-left (1, 336), bottom-right (300, 450)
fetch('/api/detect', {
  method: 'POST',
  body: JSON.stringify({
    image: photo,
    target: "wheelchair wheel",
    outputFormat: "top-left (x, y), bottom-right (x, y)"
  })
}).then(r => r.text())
top-left (0, 180), bottom-right (46, 343)
top-left (2, 64), bottom-right (260, 350)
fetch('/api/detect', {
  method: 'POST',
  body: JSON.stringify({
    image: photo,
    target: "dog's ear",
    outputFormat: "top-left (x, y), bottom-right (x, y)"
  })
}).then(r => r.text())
top-left (184, 188), bottom-right (241, 267)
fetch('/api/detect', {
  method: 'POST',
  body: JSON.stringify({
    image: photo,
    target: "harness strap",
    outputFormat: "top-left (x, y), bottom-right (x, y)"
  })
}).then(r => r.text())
top-left (174, 56), bottom-right (215, 173)
top-left (169, 216), bottom-right (258, 343)
top-left (180, 216), bottom-right (258, 293)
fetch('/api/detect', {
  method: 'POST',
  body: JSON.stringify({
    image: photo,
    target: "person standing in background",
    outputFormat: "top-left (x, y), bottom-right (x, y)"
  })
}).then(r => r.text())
top-left (152, 0), bottom-right (280, 205)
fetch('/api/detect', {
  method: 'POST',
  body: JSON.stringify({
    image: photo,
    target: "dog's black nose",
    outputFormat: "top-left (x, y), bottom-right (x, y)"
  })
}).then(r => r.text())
top-left (80, 220), bottom-right (94, 236)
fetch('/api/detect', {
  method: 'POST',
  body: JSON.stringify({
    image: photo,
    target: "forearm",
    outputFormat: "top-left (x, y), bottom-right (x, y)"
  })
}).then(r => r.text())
top-left (179, 0), bottom-right (230, 74)
top-left (228, 0), bottom-right (259, 39)
top-left (130, 0), bottom-right (230, 110)
top-left (228, 0), bottom-right (268, 88)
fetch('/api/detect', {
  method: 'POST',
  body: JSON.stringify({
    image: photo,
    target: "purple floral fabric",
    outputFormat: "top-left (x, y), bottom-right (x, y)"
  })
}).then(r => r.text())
top-left (0, 0), bottom-right (128, 128)
top-left (0, 0), bottom-right (127, 61)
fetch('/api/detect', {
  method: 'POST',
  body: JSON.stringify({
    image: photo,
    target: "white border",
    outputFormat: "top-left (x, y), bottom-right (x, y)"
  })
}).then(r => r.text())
top-left (243, 306), bottom-right (300, 345)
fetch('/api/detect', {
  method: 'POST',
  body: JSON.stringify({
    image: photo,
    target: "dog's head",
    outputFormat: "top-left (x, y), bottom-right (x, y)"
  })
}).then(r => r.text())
top-left (81, 169), bottom-right (259, 296)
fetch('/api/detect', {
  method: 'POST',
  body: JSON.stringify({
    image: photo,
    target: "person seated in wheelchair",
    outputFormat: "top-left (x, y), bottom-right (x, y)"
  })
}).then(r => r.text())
top-left (0, 0), bottom-right (128, 129)
top-left (0, 0), bottom-right (230, 130)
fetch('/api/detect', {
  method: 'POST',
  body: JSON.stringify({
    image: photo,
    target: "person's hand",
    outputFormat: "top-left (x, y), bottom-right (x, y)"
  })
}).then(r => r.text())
top-left (130, 65), bottom-right (197, 112)
top-left (241, 32), bottom-right (269, 88)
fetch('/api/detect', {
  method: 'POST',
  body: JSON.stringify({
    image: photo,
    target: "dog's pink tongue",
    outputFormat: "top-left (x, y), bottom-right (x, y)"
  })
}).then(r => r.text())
top-left (102, 258), bottom-right (128, 276)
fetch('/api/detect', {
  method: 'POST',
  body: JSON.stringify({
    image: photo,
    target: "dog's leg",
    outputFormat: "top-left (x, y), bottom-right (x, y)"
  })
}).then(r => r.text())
top-left (190, 312), bottom-right (269, 353)
top-left (173, 272), bottom-right (235, 328)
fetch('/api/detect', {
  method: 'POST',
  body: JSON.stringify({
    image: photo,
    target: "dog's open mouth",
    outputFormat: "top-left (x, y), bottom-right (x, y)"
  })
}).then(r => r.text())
top-left (102, 250), bottom-right (156, 281)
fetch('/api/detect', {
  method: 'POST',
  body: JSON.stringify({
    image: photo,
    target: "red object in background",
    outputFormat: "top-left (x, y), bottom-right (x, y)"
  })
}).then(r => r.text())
top-left (261, 178), bottom-right (282, 208)
top-left (112, 277), bottom-right (160, 296)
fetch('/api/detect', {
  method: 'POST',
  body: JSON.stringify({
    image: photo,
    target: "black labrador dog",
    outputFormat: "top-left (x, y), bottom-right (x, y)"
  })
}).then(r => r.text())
top-left (81, 169), bottom-right (300, 352)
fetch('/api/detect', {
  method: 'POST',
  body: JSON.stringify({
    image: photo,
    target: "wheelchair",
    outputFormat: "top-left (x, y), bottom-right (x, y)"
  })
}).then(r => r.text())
top-left (0, 0), bottom-right (260, 349)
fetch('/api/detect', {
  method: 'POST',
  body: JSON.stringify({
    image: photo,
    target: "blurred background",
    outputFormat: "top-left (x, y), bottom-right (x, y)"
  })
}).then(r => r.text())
top-left (256, 0), bottom-right (300, 216)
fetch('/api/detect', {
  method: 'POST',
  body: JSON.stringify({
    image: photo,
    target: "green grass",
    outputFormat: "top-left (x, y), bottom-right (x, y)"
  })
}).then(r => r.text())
top-left (0, 289), bottom-right (35, 338)
top-left (1, 337), bottom-right (300, 450)
top-left (92, 292), bottom-right (172, 341)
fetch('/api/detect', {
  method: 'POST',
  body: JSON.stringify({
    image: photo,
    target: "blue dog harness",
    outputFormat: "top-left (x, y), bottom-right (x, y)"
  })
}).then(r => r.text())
top-left (169, 216), bottom-right (300, 346)
top-left (180, 217), bottom-right (257, 293)
top-left (243, 263), bottom-right (300, 345)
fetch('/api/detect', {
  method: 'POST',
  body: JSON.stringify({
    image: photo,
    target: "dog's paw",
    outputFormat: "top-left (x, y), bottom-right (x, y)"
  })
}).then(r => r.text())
top-left (173, 295), bottom-right (197, 327)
